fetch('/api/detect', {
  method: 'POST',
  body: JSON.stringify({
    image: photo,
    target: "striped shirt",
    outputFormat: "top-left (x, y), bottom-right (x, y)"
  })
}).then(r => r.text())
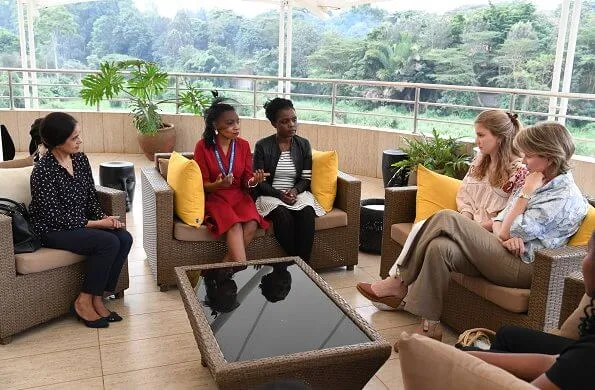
top-left (256, 151), bottom-right (326, 217)
top-left (271, 151), bottom-right (296, 191)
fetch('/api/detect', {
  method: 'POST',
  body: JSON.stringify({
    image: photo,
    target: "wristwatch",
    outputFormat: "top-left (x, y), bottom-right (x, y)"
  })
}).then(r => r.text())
top-left (519, 192), bottom-right (533, 200)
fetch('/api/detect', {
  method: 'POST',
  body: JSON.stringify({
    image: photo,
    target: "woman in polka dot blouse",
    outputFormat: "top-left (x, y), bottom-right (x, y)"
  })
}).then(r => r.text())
top-left (29, 112), bottom-right (133, 329)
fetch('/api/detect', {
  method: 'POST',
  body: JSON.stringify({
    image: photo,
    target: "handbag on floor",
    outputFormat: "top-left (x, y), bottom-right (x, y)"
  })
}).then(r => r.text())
top-left (455, 327), bottom-right (496, 350)
top-left (0, 198), bottom-right (41, 253)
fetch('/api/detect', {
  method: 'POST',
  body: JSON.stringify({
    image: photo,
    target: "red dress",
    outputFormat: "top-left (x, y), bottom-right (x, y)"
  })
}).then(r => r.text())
top-left (194, 137), bottom-right (269, 237)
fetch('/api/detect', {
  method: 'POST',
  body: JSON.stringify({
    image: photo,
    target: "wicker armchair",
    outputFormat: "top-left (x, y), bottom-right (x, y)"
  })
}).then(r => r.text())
top-left (380, 186), bottom-right (592, 333)
top-left (0, 186), bottom-right (129, 344)
top-left (141, 153), bottom-right (362, 291)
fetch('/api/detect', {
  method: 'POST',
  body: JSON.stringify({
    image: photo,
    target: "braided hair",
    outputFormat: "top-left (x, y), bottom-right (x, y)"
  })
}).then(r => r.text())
top-left (263, 98), bottom-right (294, 126)
top-left (202, 91), bottom-right (236, 149)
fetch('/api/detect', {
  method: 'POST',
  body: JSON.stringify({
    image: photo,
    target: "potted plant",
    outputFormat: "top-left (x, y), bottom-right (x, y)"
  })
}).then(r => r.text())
top-left (389, 129), bottom-right (471, 186)
top-left (80, 60), bottom-right (211, 160)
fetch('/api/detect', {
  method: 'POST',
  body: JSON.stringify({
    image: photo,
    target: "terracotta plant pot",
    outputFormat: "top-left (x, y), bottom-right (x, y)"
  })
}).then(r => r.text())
top-left (137, 123), bottom-right (176, 161)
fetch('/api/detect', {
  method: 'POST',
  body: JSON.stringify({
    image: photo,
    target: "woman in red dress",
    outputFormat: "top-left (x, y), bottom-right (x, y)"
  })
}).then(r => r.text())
top-left (194, 98), bottom-right (269, 262)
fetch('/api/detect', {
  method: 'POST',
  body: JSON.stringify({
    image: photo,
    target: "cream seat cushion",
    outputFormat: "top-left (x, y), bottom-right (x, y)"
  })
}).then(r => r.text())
top-left (173, 208), bottom-right (348, 241)
top-left (314, 208), bottom-right (347, 231)
top-left (390, 223), bottom-right (413, 246)
top-left (399, 333), bottom-right (535, 390)
top-left (174, 218), bottom-right (267, 242)
top-left (15, 248), bottom-right (85, 275)
top-left (390, 223), bottom-right (529, 313)
top-left (451, 273), bottom-right (530, 313)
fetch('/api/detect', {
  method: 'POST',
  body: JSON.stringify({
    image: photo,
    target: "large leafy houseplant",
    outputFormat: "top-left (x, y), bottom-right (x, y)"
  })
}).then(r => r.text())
top-left (81, 60), bottom-right (211, 135)
top-left (390, 129), bottom-right (470, 185)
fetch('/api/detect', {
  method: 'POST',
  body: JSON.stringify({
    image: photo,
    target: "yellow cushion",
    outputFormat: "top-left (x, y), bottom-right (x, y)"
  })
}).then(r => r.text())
top-left (568, 204), bottom-right (595, 246)
top-left (166, 152), bottom-right (204, 227)
top-left (311, 150), bottom-right (338, 212)
top-left (415, 165), bottom-right (462, 223)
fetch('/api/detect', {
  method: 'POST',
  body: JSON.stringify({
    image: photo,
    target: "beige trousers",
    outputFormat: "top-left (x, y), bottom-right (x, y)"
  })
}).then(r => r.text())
top-left (399, 210), bottom-right (533, 320)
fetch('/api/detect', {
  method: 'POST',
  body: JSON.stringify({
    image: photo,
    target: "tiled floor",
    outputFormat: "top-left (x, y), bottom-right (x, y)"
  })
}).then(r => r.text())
top-left (0, 153), bottom-right (456, 389)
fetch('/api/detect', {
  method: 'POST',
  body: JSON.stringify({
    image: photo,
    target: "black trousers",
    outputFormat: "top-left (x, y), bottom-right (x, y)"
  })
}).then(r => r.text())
top-left (490, 325), bottom-right (574, 354)
top-left (268, 205), bottom-right (315, 263)
top-left (42, 228), bottom-right (133, 296)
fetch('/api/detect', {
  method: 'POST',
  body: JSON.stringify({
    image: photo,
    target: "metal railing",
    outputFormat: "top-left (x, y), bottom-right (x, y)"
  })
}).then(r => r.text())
top-left (1, 67), bottom-right (594, 151)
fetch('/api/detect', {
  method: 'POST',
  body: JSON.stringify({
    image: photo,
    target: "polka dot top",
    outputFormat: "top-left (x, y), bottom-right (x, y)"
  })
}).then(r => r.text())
top-left (29, 152), bottom-right (105, 235)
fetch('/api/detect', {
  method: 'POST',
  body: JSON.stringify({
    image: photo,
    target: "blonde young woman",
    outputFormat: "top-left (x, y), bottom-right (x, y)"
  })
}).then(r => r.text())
top-left (362, 122), bottom-right (588, 348)
top-left (359, 110), bottom-right (527, 310)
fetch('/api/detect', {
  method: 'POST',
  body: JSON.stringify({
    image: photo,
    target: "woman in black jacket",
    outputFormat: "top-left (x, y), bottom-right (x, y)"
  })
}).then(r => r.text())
top-left (253, 98), bottom-right (326, 263)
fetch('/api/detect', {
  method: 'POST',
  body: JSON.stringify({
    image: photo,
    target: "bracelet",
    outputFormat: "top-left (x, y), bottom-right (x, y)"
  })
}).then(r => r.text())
top-left (247, 178), bottom-right (258, 188)
top-left (518, 192), bottom-right (532, 200)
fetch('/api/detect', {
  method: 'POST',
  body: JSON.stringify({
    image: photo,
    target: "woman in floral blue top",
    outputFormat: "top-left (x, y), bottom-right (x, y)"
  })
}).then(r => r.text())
top-left (364, 121), bottom-right (589, 349)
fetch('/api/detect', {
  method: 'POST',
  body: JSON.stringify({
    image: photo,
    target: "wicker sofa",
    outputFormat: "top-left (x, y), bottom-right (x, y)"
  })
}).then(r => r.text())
top-left (0, 185), bottom-right (129, 344)
top-left (380, 186), bottom-right (592, 333)
top-left (141, 152), bottom-right (362, 291)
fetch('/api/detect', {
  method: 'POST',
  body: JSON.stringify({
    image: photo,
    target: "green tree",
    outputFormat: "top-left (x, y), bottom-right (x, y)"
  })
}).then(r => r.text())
top-left (0, 27), bottom-right (19, 54)
top-left (35, 6), bottom-right (78, 68)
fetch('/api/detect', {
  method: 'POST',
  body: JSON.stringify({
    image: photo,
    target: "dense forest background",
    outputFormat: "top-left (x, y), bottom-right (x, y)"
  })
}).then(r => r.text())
top-left (0, 0), bottom-right (593, 154)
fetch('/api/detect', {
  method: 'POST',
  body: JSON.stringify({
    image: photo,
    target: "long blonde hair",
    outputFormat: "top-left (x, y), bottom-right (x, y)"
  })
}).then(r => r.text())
top-left (514, 121), bottom-right (575, 177)
top-left (472, 110), bottom-right (522, 187)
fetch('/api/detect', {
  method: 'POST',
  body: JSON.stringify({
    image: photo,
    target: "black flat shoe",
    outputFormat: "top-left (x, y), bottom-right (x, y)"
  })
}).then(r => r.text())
top-left (69, 305), bottom-right (109, 328)
top-left (103, 311), bottom-right (123, 322)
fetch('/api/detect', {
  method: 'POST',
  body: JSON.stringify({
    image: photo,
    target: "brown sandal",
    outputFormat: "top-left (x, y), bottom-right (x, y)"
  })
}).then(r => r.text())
top-left (356, 282), bottom-right (405, 310)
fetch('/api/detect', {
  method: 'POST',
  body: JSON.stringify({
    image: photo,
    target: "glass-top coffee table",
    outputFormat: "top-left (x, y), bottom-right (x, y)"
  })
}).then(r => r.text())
top-left (175, 257), bottom-right (391, 390)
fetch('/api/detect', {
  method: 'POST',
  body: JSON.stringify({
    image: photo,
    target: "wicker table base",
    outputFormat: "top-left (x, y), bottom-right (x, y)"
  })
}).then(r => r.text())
top-left (176, 257), bottom-right (391, 390)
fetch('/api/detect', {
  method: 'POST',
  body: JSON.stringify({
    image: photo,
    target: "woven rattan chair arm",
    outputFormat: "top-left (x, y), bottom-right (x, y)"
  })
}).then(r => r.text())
top-left (153, 152), bottom-right (194, 169)
top-left (384, 186), bottom-right (417, 226)
top-left (141, 167), bottom-right (175, 235)
top-left (527, 245), bottom-right (587, 330)
top-left (0, 214), bottom-right (16, 280)
top-left (335, 171), bottom-right (362, 218)
top-left (96, 186), bottom-right (126, 223)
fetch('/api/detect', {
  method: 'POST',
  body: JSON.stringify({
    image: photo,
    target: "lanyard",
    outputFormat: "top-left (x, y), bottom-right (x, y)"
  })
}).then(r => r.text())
top-left (213, 138), bottom-right (236, 176)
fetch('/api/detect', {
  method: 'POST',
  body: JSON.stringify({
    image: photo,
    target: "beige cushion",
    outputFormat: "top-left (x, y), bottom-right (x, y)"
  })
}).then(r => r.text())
top-left (558, 293), bottom-right (591, 340)
top-left (451, 273), bottom-right (530, 313)
top-left (399, 333), bottom-right (535, 390)
top-left (314, 208), bottom-right (347, 231)
top-left (158, 158), bottom-right (169, 180)
top-left (0, 156), bottom-right (33, 169)
top-left (390, 223), bottom-right (413, 246)
top-left (15, 248), bottom-right (85, 274)
top-left (0, 165), bottom-right (34, 207)
top-left (174, 219), bottom-right (266, 242)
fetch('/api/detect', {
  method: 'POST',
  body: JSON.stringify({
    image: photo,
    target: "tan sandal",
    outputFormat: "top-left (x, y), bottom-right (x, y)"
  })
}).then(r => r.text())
top-left (356, 282), bottom-right (405, 310)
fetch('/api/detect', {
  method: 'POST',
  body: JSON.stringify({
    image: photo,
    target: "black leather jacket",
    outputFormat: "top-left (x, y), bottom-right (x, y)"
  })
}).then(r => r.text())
top-left (253, 134), bottom-right (312, 198)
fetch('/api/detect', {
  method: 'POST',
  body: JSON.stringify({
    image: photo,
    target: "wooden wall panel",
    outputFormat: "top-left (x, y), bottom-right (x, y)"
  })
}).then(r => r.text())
top-left (81, 112), bottom-right (104, 153)
top-left (16, 111), bottom-right (41, 152)
top-left (102, 112), bottom-right (124, 153)
top-left (297, 122), bottom-right (319, 148)
top-left (3, 109), bottom-right (594, 197)
top-left (122, 113), bottom-right (142, 154)
top-left (240, 118), bottom-right (259, 149)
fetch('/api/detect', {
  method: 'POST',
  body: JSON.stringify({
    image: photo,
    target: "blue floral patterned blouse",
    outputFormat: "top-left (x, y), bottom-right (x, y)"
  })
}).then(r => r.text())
top-left (494, 172), bottom-right (588, 263)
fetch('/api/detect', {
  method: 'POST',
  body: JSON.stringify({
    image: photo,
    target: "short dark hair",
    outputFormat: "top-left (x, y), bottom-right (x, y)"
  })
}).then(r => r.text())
top-left (263, 98), bottom-right (294, 125)
top-left (40, 112), bottom-right (77, 150)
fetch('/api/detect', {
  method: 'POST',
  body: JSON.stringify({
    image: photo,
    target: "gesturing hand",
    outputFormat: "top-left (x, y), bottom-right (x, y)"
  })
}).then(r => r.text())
top-left (502, 237), bottom-right (525, 257)
top-left (216, 173), bottom-right (234, 188)
top-left (249, 169), bottom-right (270, 186)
